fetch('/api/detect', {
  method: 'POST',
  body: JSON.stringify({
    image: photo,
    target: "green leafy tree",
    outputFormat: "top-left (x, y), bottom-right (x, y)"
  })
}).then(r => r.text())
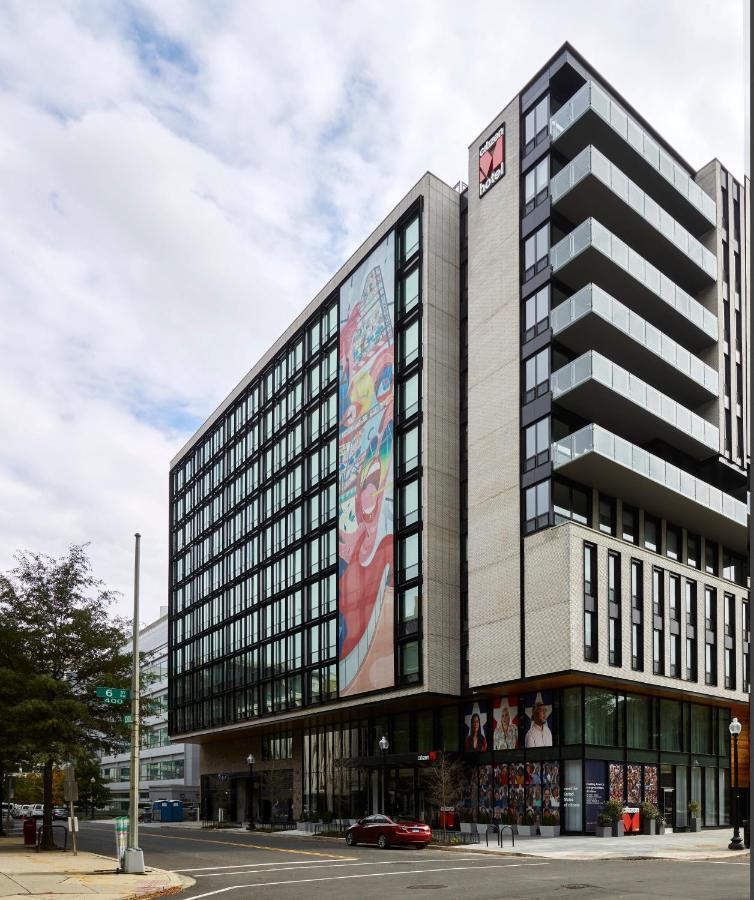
top-left (0, 545), bottom-right (132, 848)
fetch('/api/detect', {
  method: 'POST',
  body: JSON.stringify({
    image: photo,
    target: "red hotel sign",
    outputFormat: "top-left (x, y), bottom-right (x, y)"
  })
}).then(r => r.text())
top-left (479, 124), bottom-right (505, 198)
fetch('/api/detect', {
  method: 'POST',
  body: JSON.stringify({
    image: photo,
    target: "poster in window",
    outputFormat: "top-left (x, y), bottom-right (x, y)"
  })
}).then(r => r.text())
top-left (585, 760), bottom-right (607, 833)
top-left (492, 695), bottom-right (519, 749)
top-left (464, 701), bottom-right (489, 752)
top-left (479, 765), bottom-right (494, 815)
top-left (493, 765), bottom-right (508, 820)
top-left (338, 233), bottom-right (395, 696)
top-left (643, 765), bottom-right (658, 805)
top-left (627, 764), bottom-right (642, 804)
top-left (524, 690), bottom-right (554, 747)
top-left (609, 763), bottom-right (624, 802)
top-left (542, 761), bottom-right (560, 822)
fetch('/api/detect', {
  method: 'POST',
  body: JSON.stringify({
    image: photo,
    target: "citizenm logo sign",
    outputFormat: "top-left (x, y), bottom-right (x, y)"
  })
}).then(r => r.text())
top-left (479, 124), bottom-right (505, 198)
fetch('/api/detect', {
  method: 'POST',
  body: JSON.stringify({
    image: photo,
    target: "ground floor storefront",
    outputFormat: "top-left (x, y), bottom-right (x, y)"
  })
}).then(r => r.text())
top-left (196, 681), bottom-right (748, 834)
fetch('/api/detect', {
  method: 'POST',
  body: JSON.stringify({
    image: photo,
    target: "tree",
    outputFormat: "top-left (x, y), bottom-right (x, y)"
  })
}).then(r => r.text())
top-left (0, 546), bottom-right (132, 848)
top-left (423, 752), bottom-right (465, 827)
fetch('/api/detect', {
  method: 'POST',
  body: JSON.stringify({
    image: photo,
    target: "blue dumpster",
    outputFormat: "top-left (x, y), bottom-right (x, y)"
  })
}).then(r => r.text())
top-left (170, 801), bottom-right (184, 823)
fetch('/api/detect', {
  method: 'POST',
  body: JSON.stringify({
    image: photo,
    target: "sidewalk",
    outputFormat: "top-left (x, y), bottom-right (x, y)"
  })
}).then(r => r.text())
top-left (0, 836), bottom-right (192, 900)
top-left (442, 828), bottom-right (751, 861)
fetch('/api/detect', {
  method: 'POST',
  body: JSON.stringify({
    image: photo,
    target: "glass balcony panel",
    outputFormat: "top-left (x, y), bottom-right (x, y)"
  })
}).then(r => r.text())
top-left (592, 220), bottom-right (610, 255)
top-left (572, 220), bottom-right (591, 256)
top-left (644, 194), bottom-right (660, 228)
top-left (665, 465), bottom-right (680, 493)
top-left (610, 101), bottom-right (629, 139)
top-left (680, 470), bottom-right (696, 498)
top-left (611, 298), bottom-right (629, 332)
top-left (614, 434), bottom-right (632, 467)
top-left (645, 323), bottom-right (662, 355)
top-left (574, 352), bottom-right (593, 386)
top-left (659, 272), bottom-right (675, 303)
top-left (659, 149), bottom-right (674, 182)
top-left (689, 242), bottom-right (702, 267)
top-left (626, 116), bottom-right (643, 154)
top-left (661, 394), bottom-right (676, 425)
top-left (649, 454), bottom-right (666, 483)
top-left (627, 372), bottom-right (646, 407)
top-left (612, 364), bottom-right (629, 396)
top-left (685, 350), bottom-right (699, 382)
top-left (628, 246), bottom-right (645, 282)
top-left (688, 180), bottom-right (703, 209)
top-left (645, 385), bottom-right (662, 417)
top-left (673, 162), bottom-right (689, 195)
top-left (704, 421), bottom-right (718, 446)
top-left (591, 81), bottom-right (610, 120)
top-left (696, 481), bottom-right (710, 507)
top-left (675, 406), bottom-right (690, 435)
top-left (708, 487), bottom-right (723, 514)
top-left (574, 427), bottom-right (594, 458)
top-left (632, 445), bottom-right (650, 477)
top-left (628, 309), bottom-right (645, 342)
top-left (594, 425), bottom-right (614, 457)
top-left (660, 333), bottom-right (676, 364)
top-left (659, 208), bottom-right (675, 242)
top-left (628, 179), bottom-right (644, 214)
top-left (612, 235), bottom-right (628, 270)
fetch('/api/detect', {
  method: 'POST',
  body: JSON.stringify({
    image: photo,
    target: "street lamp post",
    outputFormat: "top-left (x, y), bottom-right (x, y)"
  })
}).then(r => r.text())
top-left (89, 777), bottom-right (95, 820)
top-left (728, 717), bottom-right (744, 850)
top-left (246, 754), bottom-right (256, 831)
top-left (378, 736), bottom-right (389, 816)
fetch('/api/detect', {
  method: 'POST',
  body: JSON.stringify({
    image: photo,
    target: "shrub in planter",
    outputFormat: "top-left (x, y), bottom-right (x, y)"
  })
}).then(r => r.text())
top-left (598, 800), bottom-right (625, 837)
top-left (595, 812), bottom-right (613, 838)
top-left (688, 801), bottom-right (701, 832)
top-left (517, 811), bottom-right (537, 837)
top-left (655, 815), bottom-right (666, 835)
top-left (459, 809), bottom-right (473, 834)
top-left (639, 801), bottom-right (659, 835)
top-left (475, 810), bottom-right (491, 833)
top-left (539, 812), bottom-right (561, 838)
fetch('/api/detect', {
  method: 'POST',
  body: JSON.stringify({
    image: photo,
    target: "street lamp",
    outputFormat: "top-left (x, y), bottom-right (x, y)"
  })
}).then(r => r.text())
top-left (246, 754), bottom-right (256, 831)
top-left (89, 777), bottom-right (96, 820)
top-left (728, 718), bottom-right (744, 850)
top-left (378, 736), bottom-right (389, 815)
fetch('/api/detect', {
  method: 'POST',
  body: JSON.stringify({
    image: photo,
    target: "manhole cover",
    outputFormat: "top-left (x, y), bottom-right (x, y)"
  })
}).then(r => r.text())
top-left (407, 887), bottom-right (447, 891)
top-left (561, 886), bottom-right (593, 891)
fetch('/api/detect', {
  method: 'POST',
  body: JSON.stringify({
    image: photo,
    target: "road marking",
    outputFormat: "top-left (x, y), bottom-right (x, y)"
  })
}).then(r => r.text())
top-left (186, 863), bottom-right (549, 897)
top-left (118, 829), bottom-right (349, 859)
top-left (191, 858), bottom-right (490, 878)
top-left (177, 856), bottom-right (478, 872)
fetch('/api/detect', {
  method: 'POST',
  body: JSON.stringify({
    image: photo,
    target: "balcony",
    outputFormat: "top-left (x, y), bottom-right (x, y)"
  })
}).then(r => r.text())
top-left (551, 146), bottom-right (716, 293)
top-left (550, 80), bottom-right (716, 236)
top-left (550, 219), bottom-right (717, 350)
top-left (552, 424), bottom-right (748, 552)
top-left (551, 284), bottom-right (719, 407)
top-left (551, 351), bottom-right (718, 460)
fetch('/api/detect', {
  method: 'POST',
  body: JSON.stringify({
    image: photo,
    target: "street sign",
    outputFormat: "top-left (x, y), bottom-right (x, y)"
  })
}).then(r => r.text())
top-left (96, 688), bottom-right (130, 700)
top-left (124, 715), bottom-right (132, 725)
top-left (103, 697), bottom-right (125, 705)
top-left (63, 765), bottom-right (78, 803)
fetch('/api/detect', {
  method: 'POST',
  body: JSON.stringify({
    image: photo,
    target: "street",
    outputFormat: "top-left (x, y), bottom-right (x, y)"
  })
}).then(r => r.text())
top-left (75, 822), bottom-right (749, 899)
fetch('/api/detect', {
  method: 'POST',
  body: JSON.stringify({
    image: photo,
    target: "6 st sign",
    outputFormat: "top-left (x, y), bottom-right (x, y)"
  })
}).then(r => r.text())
top-left (96, 687), bottom-right (130, 704)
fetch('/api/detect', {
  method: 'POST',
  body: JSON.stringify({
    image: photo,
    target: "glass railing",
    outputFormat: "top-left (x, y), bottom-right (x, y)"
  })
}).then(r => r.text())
top-left (552, 424), bottom-right (748, 527)
top-left (550, 284), bottom-right (718, 395)
top-left (550, 146), bottom-right (717, 279)
top-left (550, 81), bottom-right (716, 225)
top-left (550, 219), bottom-right (718, 341)
top-left (551, 350), bottom-right (719, 451)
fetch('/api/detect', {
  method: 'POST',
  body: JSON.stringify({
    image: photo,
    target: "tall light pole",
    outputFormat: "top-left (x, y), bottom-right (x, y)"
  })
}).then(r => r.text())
top-left (122, 534), bottom-right (145, 874)
top-left (246, 754), bottom-right (255, 830)
top-left (378, 736), bottom-right (389, 815)
top-left (728, 717), bottom-right (744, 850)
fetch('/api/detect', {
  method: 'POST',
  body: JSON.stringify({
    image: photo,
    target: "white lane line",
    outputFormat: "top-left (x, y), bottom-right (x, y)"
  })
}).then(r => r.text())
top-left (186, 862), bottom-right (549, 897)
top-left (177, 857), bottom-right (476, 873)
top-left (191, 859), bottom-right (489, 878)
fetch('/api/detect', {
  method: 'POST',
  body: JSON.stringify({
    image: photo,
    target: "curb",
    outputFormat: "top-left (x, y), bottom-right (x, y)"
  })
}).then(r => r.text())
top-left (438, 843), bottom-right (751, 862)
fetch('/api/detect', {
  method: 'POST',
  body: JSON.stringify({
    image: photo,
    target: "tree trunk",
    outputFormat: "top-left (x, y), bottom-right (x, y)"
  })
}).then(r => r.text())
top-left (40, 758), bottom-right (54, 850)
top-left (0, 765), bottom-right (5, 837)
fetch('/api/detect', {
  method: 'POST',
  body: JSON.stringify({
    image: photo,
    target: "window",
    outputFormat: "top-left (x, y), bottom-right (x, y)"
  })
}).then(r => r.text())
top-left (399, 641), bottom-right (420, 681)
top-left (523, 94), bottom-right (549, 153)
top-left (733, 195), bottom-right (740, 240)
top-left (524, 224), bottom-right (549, 280)
top-left (724, 593), bottom-right (736, 689)
top-left (622, 504), bottom-right (638, 544)
top-left (399, 533), bottom-right (420, 581)
top-left (402, 216), bottom-right (420, 262)
top-left (524, 417), bottom-right (549, 471)
top-left (704, 540), bottom-right (718, 576)
top-left (722, 549), bottom-right (747, 586)
top-left (652, 568), bottom-right (664, 675)
top-left (553, 479), bottom-right (590, 526)
top-left (400, 266), bottom-right (420, 315)
top-left (704, 586), bottom-right (717, 685)
top-left (685, 581), bottom-right (698, 681)
top-left (665, 524), bottom-right (680, 561)
top-left (743, 599), bottom-right (750, 692)
top-left (399, 319), bottom-right (420, 368)
top-left (608, 551), bottom-right (621, 667)
top-left (524, 156), bottom-right (549, 213)
top-left (669, 574), bottom-right (681, 678)
top-left (686, 532), bottom-right (700, 569)
top-left (644, 514), bottom-right (660, 553)
top-left (523, 286), bottom-right (549, 340)
top-left (524, 480), bottom-right (550, 534)
top-left (584, 687), bottom-right (616, 745)
top-left (523, 348), bottom-right (549, 402)
top-left (398, 479), bottom-right (420, 528)
top-left (398, 585), bottom-right (420, 634)
top-left (399, 426), bottom-right (420, 473)
top-left (631, 560), bottom-right (644, 671)
top-left (399, 372), bottom-right (420, 419)
top-left (584, 543), bottom-right (598, 662)
top-left (599, 494), bottom-right (616, 536)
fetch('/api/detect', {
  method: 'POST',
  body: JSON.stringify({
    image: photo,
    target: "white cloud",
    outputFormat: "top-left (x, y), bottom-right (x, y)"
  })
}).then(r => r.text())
top-left (0, 0), bottom-right (744, 622)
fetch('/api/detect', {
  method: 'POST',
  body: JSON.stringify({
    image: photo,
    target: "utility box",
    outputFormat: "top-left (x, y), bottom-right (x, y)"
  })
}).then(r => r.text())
top-left (23, 818), bottom-right (36, 846)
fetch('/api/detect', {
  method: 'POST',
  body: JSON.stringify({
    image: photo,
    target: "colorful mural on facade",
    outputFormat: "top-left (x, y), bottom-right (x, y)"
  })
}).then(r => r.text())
top-left (337, 233), bottom-right (396, 696)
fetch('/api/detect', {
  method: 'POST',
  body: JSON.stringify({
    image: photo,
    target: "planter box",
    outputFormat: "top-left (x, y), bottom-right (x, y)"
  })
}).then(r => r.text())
top-left (459, 822), bottom-right (474, 834)
top-left (641, 819), bottom-right (656, 836)
top-left (516, 824), bottom-right (537, 837)
top-left (475, 823), bottom-right (491, 834)
top-left (656, 823), bottom-right (666, 835)
top-left (689, 818), bottom-right (701, 832)
top-left (595, 825), bottom-right (612, 838)
top-left (612, 821), bottom-right (624, 837)
top-left (539, 825), bottom-right (560, 837)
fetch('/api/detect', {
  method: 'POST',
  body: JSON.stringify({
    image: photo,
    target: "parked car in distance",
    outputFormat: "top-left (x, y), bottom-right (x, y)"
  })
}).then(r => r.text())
top-left (52, 807), bottom-right (68, 821)
top-left (346, 815), bottom-right (432, 849)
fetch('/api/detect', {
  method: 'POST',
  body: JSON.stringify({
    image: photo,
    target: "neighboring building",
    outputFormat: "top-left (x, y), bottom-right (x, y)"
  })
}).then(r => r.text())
top-left (168, 44), bottom-right (750, 833)
top-left (100, 610), bottom-right (199, 813)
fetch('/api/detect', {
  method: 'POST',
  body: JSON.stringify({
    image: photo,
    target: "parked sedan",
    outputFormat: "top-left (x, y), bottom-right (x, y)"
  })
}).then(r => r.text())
top-left (346, 815), bottom-right (432, 849)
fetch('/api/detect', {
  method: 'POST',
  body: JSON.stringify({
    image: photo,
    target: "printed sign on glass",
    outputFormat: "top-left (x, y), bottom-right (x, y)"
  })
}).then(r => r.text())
top-left (492, 695), bottom-right (519, 750)
top-left (524, 691), bottom-right (554, 748)
top-left (463, 701), bottom-right (489, 752)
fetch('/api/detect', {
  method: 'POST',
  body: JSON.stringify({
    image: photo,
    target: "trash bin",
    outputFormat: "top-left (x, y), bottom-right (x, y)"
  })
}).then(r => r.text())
top-left (743, 819), bottom-right (749, 849)
top-left (23, 818), bottom-right (37, 846)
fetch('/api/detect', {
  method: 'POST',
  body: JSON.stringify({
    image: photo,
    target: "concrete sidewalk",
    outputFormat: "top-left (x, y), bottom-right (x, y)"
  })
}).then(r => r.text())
top-left (443, 828), bottom-right (751, 860)
top-left (0, 836), bottom-right (192, 899)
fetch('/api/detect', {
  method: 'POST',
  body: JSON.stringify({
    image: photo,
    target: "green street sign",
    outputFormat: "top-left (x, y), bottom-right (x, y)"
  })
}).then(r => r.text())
top-left (96, 687), bottom-right (130, 700)
top-left (124, 715), bottom-right (132, 725)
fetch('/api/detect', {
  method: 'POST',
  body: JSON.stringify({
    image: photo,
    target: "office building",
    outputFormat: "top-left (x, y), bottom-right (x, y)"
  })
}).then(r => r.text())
top-left (168, 44), bottom-right (749, 832)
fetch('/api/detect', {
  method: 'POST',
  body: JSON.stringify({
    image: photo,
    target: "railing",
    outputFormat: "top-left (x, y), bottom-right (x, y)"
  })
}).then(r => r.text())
top-left (550, 284), bottom-right (718, 395)
top-left (431, 829), bottom-right (480, 845)
top-left (552, 424), bottom-right (748, 527)
top-left (550, 80), bottom-right (716, 225)
top-left (550, 219), bottom-right (718, 342)
top-left (551, 350), bottom-right (719, 451)
top-left (551, 146), bottom-right (716, 278)
top-left (36, 824), bottom-right (68, 851)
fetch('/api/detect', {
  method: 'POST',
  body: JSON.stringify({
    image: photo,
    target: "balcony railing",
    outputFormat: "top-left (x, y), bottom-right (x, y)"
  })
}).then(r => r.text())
top-left (551, 350), bottom-right (719, 452)
top-left (550, 81), bottom-right (716, 226)
top-left (552, 424), bottom-right (747, 527)
top-left (550, 219), bottom-right (718, 341)
top-left (551, 146), bottom-right (717, 279)
top-left (550, 284), bottom-right (718, 395)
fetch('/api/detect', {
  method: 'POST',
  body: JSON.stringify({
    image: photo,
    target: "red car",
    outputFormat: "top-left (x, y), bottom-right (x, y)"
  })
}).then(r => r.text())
top-left (346, 815), bottom-right (432, 849)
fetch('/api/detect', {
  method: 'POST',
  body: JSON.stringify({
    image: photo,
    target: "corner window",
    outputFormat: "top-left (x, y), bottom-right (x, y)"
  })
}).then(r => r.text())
top-left (524, 416), bottom-right (550, 471)
top-left (553, 478), bottom-right (590, 526)
top-left (523, 94), bottom-right (549, 154)
top-left (524, 156), bottom-right (549, 213)
top-left (523, 286), bottom-right (549, 341)
top-left (402, 216), bottom-right (420, 262)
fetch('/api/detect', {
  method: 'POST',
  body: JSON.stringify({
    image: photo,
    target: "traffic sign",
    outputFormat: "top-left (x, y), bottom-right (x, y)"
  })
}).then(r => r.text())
top-left (96, 688), bottom-right (130, 700)
top-left (103, 697), bottom-right (125, 705)
top-left (124, 715), bottom-right (132, 725)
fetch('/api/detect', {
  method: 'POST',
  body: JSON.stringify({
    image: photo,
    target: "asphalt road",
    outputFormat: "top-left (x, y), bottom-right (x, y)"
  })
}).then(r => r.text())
top-left (75, 822), bottom-right (749, 899)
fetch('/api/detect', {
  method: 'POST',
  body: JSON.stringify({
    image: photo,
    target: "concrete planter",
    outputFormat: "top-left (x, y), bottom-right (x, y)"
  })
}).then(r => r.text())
top-left (475, 823), bottom-right (490, 834)
top-left (656, 822), bottom-right (666, 835)
top-left (641, 819), bottom-right (656, 836)
top-left (459, 822), bottom-right (474, 834)
top-left (595, 825), bottom-right (612, 838)
top-left (612, 821), bottom-right (624, 837)
top-left (689, 818), bottom-right (702, 832)
top-left (516, 824), bottom-right (537, 837)
top-left (539, 825), bottom-right (560, 837)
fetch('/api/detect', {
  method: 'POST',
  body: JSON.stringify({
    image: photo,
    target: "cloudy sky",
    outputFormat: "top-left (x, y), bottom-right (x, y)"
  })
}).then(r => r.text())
top-left (0, 0), bottom-right (746, 624)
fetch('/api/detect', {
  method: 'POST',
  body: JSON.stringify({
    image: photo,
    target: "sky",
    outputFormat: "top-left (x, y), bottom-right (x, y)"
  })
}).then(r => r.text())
top-left (0, 0), bottom-right (746, 625)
